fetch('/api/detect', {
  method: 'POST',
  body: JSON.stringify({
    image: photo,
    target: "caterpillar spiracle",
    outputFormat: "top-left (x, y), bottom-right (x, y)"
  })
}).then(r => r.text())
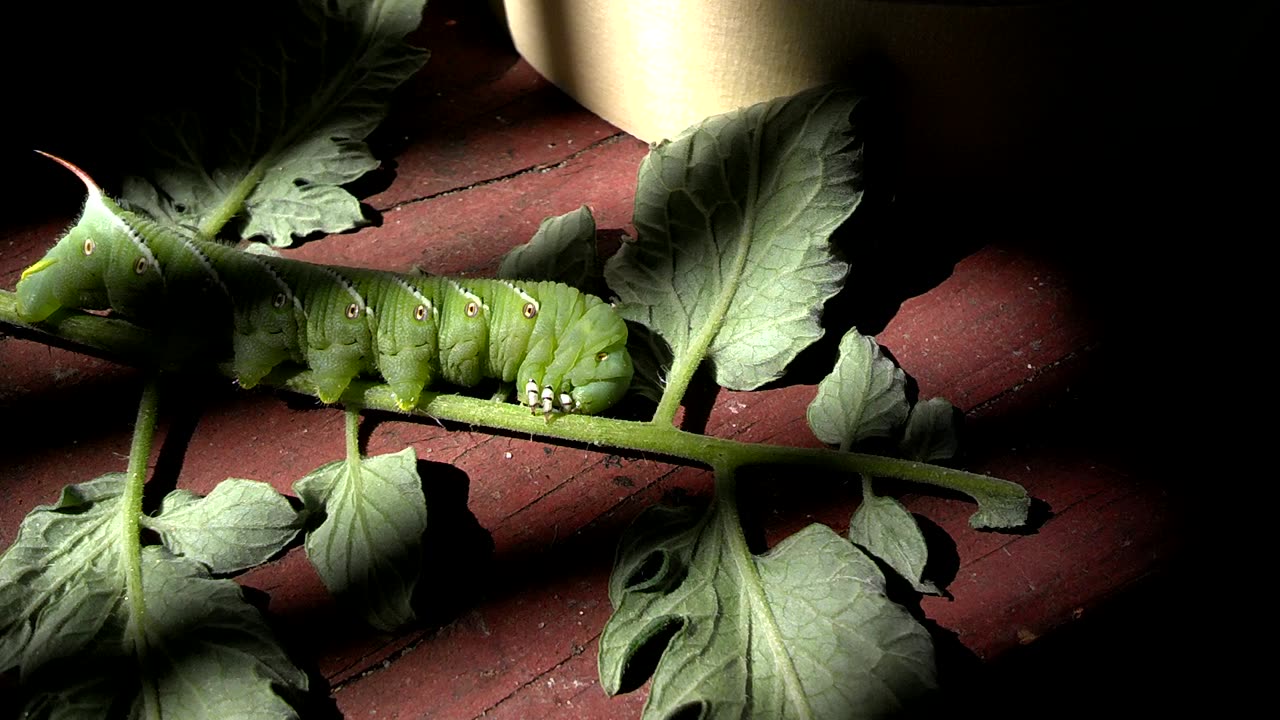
top-left (14, 153), bottom-right (634, 415)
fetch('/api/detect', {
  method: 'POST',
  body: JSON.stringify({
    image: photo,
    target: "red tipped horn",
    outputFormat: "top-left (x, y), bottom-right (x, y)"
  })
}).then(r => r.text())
top-left (34, 150), bottom-right (103, 198)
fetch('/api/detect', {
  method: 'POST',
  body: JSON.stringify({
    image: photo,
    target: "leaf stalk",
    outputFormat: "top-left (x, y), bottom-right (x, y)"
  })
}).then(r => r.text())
top-left (197, 166), bottom-right (265, 239)
top-left (345, 405), bottom-right (363, 480)
top-left (122, 376), bottom-right (162, 719)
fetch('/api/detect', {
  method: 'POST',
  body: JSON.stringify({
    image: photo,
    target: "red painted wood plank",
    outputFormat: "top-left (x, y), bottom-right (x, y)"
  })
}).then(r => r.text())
top-left (288, 135), bottom-right (647, 276)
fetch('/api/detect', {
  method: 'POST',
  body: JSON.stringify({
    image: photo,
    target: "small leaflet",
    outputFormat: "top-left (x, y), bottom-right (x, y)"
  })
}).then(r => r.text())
top-left (807, 329), bottom-right (909, 448)
top-left (848, 477), bottom-right (941, 595)
top-left (898, 397), bottom-right (959, 462)
top-left (294, 447), bottom-right (427, 631)
top-left (499, 205), bottom-right (600, 289)
top-left (152, 478), bottom-right (302, 574)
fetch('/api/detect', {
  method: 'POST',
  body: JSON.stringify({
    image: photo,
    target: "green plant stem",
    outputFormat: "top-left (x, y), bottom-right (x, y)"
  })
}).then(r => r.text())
top-left (345, 404), bottom-right (362, 476)
top-left (650, 128), bottom-right (764, 428)
top-left (712, 468), bottom-right (809, 713)
top-left (0, 294), bottom-right (1027, 517)
top-left (317, 378), bottom-right (1025, 511)
top-left (197, 165), bottom-right (264, 239)
top-left (122, 377), bottom-right (162, 720)
top-left (0, 291), bottom-right (156, 363)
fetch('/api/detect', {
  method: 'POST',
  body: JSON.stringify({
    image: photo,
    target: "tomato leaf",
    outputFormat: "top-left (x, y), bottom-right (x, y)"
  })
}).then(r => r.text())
top-left (293, 447), bottom-right (427, 631)
top-left (605, 87), bottom-right (862, 394)
top-left (500, 204), bottom-right (600, 289)
top-left (122, 0), bottom-right (429, 245)
top-left (848, 477), bottom-right (941, 595)
top-left (0, 475), bottom-right (307, 717)
top-left (150, 479), bottom-right (302, 574)
top-left (600, 496), bottom-right (936, 719)
top-left (899, 397), bottom-right (960, 462)
top-left (807, 329), bottom-right (908, 448)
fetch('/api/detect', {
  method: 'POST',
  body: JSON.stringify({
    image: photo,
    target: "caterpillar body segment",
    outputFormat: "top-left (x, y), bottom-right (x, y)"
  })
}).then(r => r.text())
top-left (15, 153), bottom-right (633, 415)
top-left (434, 280), bottom-right (491, 390)
top-left (263, 259), bottom-right (375, 403)
top-left (217, 248), bottom-right (308, 390)
top-left (341, 268), bottom-right (444, 410)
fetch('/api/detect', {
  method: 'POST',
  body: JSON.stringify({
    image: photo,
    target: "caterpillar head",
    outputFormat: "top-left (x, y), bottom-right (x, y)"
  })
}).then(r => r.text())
top-left (16, 152), bottom-right (164, 322)
top-left (565, 338), bottom-right (633, 415)
top-left (561, 304), bottom-right (634, 415)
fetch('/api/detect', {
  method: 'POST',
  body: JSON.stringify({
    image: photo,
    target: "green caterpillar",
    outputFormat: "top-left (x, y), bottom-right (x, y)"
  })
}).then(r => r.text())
top-left (15, 153), bottom-right (633, 415)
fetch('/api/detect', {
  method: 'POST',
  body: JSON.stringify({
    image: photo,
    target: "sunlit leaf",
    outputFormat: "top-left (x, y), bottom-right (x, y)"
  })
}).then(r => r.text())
top-left (294, 447), bottom-right (427, 630)
top-left (151, 479), bottom-right (301, 574)
top-left (605, 87), bottom-right (862, 392)
top-left (600, 498), bottom-right (936, 719)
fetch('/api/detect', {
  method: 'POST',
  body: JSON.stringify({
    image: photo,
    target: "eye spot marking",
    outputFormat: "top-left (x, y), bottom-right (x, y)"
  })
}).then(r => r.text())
top-left (83, 238), bottom-right (96, 255)
top-left (465, 301), bottom-right (479, 318)
top-left (133, 257), bottom-right (149, 274)
top-left (522, 302), bottom-right (537, 319)
top-left (345, 302), bottom-right (360, 319)
top-left (414, 304), bottom-right (428, 321)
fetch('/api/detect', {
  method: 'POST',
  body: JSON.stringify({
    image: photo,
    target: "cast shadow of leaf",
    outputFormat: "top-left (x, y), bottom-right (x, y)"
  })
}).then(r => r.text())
top-left (410, 458), bottom-right (495, 626)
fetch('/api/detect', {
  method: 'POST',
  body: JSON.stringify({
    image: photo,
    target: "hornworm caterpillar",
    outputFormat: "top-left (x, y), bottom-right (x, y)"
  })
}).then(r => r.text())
top-left (15, 153), bottom-right (633, 415)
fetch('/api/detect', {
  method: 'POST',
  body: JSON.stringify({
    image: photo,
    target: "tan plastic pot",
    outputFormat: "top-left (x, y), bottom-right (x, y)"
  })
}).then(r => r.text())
top-left (493, 0), bottom-right (1155, 186)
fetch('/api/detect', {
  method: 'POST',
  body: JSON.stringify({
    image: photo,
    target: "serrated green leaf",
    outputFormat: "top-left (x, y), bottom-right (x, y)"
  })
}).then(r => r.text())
top-left (600, 498), bottom-right (936, 719)
top-left (604, 86), bottom-right (862, 391)
top-left (899, 397), bottom-right (960, 462)
top-left (1, 477), bottom-right (305, 717)
top-left (20, 549), bottom-right (307, 719)
top-left (499, 205), bottom-right (600, 288)
top-left (132, 547), bottom-right (307, 718)
top-left (0, 474), bottom-right (129, 680)
top-left (293, 447), bottom-right (426, 631)
top-left (122, 0), bottom-right (429, 246)
top-left (807, 329), bottom-right (908, 448)
top-left (849, 478), bottom-right (940, 595)
top-left (969, 493), bottom-right (1033, 530)
top-left (241, 171), bottom-right (374, 244)
top-left (151, 479), bottom-right (301, 574)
